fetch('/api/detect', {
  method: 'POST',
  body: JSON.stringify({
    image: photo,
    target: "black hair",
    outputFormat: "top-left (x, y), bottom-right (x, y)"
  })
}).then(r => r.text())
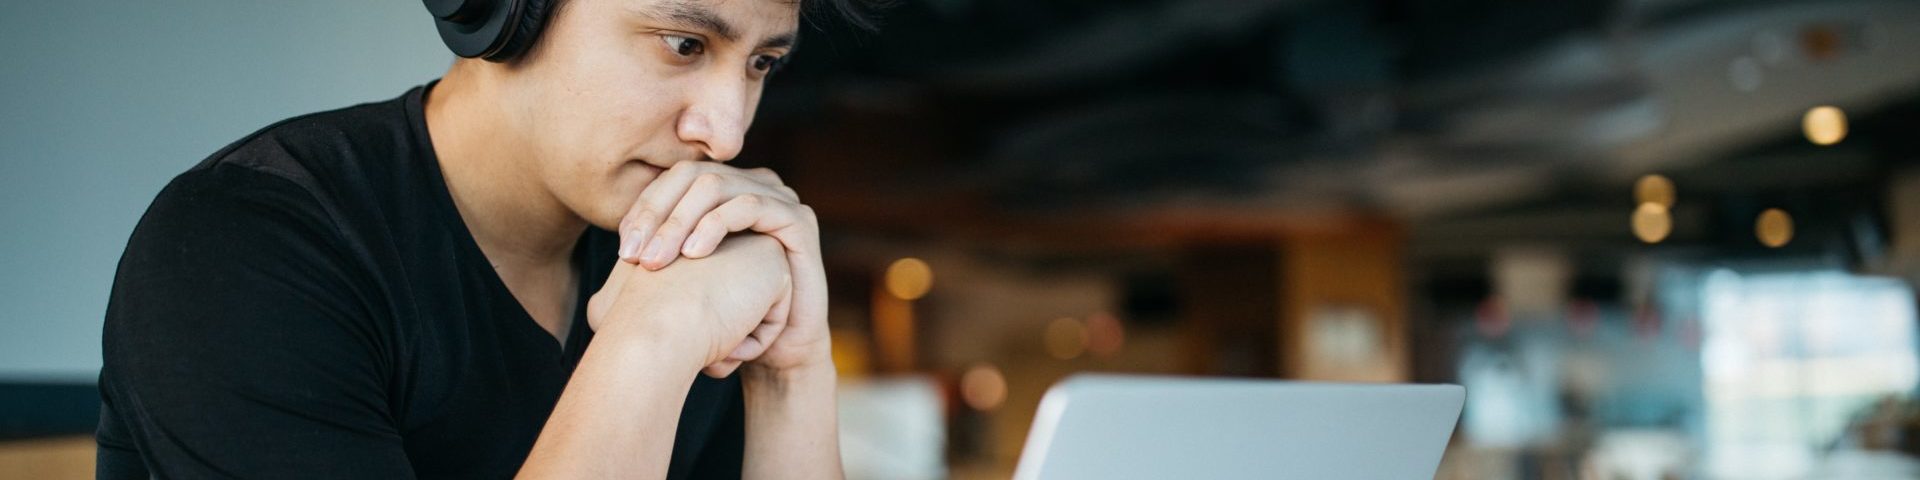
top-left (801, 0), bottom-right (887, 32)
top-left (550, 0), bottom-right (884, 32)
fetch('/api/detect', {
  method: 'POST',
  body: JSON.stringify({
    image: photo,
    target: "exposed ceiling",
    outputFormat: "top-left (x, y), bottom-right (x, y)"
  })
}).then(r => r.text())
top-left (753, 0), bottom-right (1920, 260)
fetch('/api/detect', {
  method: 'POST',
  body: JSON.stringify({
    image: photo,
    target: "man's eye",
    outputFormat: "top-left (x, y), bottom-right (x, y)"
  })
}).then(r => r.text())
top-left (662, 35), bottom-right (705, 57)
top-left (751, 55), bottom-right (786, 73)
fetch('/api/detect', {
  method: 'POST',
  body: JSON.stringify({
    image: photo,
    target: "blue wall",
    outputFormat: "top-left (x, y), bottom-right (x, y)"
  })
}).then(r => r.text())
top-left (0, 1), bottom-right (452, 381)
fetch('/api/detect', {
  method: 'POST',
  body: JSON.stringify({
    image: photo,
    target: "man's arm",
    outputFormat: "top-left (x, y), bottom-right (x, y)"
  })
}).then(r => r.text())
top-left (515, 308), bottom-right (707, 479)
top-left (521, 235), bottom-right (794, 479)
top-left (741, 360), bottom-right (844, 480)
top-left (611, 160), bottom-right (845, 479)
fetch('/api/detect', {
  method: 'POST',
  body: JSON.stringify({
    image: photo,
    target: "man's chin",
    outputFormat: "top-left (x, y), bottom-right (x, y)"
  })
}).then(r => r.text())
top-left (587, 207), bottom-right (626, 233)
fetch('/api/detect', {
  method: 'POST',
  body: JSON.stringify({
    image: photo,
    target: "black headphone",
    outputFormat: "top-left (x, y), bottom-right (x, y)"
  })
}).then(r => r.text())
top-left (423, 0), bottom-right (554, 62)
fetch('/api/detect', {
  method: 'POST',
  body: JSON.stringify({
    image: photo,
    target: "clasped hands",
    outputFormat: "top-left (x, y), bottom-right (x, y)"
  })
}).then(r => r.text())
top-left (584, 161), bottom-right (830, 379)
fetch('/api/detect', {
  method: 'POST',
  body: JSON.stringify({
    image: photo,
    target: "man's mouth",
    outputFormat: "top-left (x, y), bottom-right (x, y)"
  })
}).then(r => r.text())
top-left (630, 159), bottom-right (669, 175)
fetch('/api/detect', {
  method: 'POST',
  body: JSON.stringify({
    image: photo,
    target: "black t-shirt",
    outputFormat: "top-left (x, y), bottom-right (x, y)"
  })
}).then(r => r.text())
top-left (96, 84), bottom-right (744, 479)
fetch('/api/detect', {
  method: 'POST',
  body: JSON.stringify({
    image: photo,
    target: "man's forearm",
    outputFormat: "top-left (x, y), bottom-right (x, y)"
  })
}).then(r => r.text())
top-left (517, 317), bottom-right (706, 479)
top-left (741, 360), bottom-right (844, 480)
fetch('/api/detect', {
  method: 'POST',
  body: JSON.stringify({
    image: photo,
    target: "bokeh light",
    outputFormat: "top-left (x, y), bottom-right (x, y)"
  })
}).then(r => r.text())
top-left (1635, 174), bottom-right (1676, 208)
top-left (1044, 317), bottom-right (1088, 360)
top-left (1084, 312), bottom-right (1126, 358)
top-left (885, 257), bottom-right (934, 300)
top-left (1756, 208), bottom-right (1794, 248)
top-left (1632, 203), bottom-right (1672, 244)
top-left (959, 363), bottom-right (1007, 411)
top-left (1802, 105), bottom-right (1847, 146)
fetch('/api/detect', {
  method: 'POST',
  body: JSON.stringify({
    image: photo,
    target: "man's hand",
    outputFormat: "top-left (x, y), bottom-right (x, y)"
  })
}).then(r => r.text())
top-left (588, 234), bottom-right (792, 378)
top-left (611, 162), bottom-right (845, 479)
top-left (615, 161), bottom-right (832, 375)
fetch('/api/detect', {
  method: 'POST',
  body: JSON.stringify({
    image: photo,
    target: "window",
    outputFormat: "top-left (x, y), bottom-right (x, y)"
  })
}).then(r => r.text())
top-left (1699, 269), bottom-right (1918, 477)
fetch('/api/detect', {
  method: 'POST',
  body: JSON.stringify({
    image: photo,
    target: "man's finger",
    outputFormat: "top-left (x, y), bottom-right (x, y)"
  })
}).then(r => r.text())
top-left (727, 292), bottom-right (792, 361)
top-left (624, 165), bottom-right (795, 267)
top-left (619, 161), bottom-right (705, 262)
top-left (681, 196), bottom-right (807, 259)
top-left (743, 168), bottom-right (799, 202)
top-left (701, 359), bottom-right (743, 379)
top-left (639, 173), bottom-right (733, 270)
top-left (586, 261), bottom-right (640, 325)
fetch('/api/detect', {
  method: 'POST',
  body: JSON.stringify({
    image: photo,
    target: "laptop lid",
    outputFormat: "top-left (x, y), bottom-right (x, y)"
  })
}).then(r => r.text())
top-left (1013, 374), bottom-right (1465, 480)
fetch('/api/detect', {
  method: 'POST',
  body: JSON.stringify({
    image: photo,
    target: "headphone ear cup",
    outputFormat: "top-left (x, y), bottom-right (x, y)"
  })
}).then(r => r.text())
top-left (487, 0), bottom-right (554, 61)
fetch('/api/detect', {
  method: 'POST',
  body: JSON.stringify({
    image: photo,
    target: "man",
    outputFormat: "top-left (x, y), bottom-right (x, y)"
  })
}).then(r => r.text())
top-left (96, 0), bottom-right (871, 477)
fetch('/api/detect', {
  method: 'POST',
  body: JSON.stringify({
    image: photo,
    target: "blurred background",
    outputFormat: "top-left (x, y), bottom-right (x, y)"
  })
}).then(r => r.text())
top-left (5, 0), bottom-right (1920, 479)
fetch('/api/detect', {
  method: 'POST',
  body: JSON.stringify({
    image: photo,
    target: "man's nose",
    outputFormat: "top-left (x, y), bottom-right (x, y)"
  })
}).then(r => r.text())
top-left (676, 81), bottom-right (751, 162)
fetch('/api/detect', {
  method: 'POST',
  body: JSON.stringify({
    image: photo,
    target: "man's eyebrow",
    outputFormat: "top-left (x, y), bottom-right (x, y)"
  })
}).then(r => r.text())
top-left (760, 32), bottom-right (797, 51)
top-left (640, 0), bottom-right (739, 42)
top-left (636, 0), bottom-right (800, 51)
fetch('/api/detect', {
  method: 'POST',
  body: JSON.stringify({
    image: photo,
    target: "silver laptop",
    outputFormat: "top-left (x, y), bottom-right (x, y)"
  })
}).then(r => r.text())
top-left (1013, 374), bottom-right (1464, 480)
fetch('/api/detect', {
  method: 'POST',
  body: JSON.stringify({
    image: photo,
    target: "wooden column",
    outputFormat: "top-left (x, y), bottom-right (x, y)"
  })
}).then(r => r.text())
top-left (1277, 227), bottom-right (1410, 382)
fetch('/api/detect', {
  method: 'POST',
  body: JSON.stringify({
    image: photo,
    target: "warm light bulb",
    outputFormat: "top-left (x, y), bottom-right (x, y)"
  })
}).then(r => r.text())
top-left (1756, 208), bottom-right (1794, 248)
top-left (1803, 105), bottom-right (1847, 146)
top-left (960, 364), bottom-right (1007, 411)
top-left (884, 258), bottom-right (933, 300)
top-left (1632, 203), bottom-right (1672, 244)
top-left (1635, 174), bottom-right (1676, 208)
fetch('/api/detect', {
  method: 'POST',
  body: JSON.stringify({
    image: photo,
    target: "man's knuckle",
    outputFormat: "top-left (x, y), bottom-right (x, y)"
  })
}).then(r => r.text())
top-left (693, 172), bottom-right (726, 189)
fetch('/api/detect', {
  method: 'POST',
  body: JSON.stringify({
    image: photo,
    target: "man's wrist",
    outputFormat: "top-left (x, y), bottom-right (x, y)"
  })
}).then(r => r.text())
top-left (742, 355), bottom-right (836, 398)
top-left (737, 350), bottom-right (845, 480)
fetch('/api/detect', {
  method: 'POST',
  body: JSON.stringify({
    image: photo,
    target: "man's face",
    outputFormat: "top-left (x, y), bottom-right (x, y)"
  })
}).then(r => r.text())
top-left (503, 0), bottom-right (799, 230)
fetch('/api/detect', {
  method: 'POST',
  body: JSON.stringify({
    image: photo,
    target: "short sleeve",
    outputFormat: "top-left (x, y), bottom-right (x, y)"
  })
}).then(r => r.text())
top-left (98, 165), bottom-right (414, 479)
